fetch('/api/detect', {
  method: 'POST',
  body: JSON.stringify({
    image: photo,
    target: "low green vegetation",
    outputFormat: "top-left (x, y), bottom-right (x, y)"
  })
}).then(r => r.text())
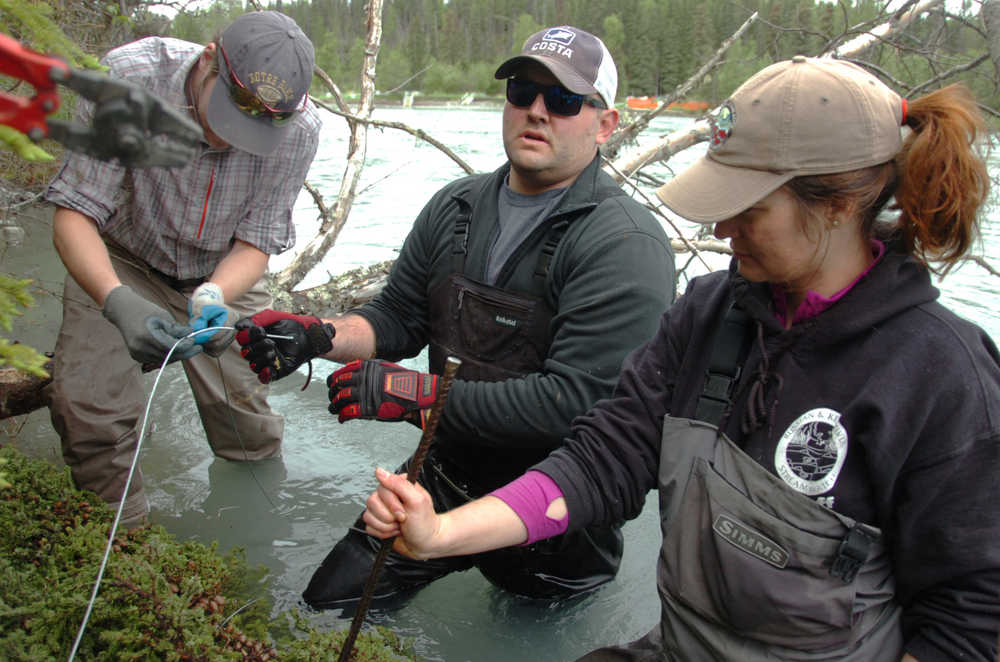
top-left (0, 445), bottom-right (423, 662)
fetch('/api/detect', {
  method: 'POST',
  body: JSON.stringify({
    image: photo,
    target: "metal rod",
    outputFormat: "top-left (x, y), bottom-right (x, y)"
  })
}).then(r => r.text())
top-left (336, 356), bottom-right (462, 662)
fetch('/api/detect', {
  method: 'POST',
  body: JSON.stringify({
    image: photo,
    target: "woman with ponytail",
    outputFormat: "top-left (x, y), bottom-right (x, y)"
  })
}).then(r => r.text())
top-left (362, 57), bottom-right (1000, 662)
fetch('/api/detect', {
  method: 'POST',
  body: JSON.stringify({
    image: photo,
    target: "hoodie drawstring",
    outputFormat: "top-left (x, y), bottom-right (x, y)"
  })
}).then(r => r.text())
top-left (738, 321), bottom-right (786, 439)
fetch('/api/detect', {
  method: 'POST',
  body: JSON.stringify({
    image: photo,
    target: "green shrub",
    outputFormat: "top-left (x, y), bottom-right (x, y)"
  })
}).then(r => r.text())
top-left (0, 446), bottom-right (423, 662)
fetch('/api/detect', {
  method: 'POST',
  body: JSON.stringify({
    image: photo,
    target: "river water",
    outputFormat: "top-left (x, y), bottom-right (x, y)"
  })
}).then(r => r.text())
top-left (5, 107), bottom-right (999, 661)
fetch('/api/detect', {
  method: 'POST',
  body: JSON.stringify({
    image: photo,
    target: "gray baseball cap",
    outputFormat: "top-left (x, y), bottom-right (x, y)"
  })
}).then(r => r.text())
top-left (206, 11), bottom-right (314, 156)
top-left (494, 26), bottom-right (617, 108)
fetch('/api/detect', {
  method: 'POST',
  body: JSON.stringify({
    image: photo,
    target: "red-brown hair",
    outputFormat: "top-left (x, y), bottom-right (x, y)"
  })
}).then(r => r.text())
top-left (786, 83), bottom-right (990, 275)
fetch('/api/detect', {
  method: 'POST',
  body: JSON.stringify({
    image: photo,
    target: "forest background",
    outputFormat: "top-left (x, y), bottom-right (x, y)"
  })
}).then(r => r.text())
top-left (10, 0), bottom-right (995, 111)
top-left (178, 0), bottom-right (1000, 107)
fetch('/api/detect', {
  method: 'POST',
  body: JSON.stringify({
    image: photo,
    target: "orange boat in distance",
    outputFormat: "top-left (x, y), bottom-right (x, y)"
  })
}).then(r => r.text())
top-left (624, 98), bottom-right (712, 113)
top-left (666, 100), bottom-right (711, 112)
top-left (625, 95), bottom-right (659, 110)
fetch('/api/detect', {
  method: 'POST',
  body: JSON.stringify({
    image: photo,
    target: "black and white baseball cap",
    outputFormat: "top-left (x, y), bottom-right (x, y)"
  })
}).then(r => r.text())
top-left (494, 26), bottom-right (617, 108)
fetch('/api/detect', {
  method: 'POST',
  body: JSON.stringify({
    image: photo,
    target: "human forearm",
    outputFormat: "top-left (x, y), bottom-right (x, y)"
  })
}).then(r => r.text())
top-left (206, 240), bottom-right (269, 301)
top-left (52, 207), bottom-right (120, 306)
top-left (364, 467), bottom-right (528, 559)
top-left (323, 313), bottom-right (376, 363)
top-left (430, 496), bottom-right (529, 556)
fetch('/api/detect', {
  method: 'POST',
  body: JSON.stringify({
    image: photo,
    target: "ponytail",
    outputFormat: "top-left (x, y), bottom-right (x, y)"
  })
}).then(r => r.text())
top-left (895, 84), bottom-right (990, 275)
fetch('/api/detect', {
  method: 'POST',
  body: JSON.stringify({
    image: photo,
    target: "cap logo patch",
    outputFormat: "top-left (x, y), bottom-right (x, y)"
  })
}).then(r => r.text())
top-left (247, 71), bottom-right (294, 105)
top-left (710, 102), bottom-right (734, 150)
top-left (543, 27), bottom-right (576, 46)
top-left (532, 27), bottom-right (576, 58)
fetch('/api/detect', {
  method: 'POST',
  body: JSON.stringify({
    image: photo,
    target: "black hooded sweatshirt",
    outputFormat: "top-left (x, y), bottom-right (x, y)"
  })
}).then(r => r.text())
top-left (538, 246), bottom-right (1000, 661)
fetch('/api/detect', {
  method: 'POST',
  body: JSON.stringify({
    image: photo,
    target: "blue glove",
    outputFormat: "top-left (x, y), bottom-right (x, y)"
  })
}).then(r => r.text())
top-left (187, 282), bottom-right (237, 357)
top-left (102, 285), bottom-right (201, 364)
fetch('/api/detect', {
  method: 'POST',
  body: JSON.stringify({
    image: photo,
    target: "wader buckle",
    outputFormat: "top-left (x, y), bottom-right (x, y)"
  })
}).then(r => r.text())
top-left (830, 523), bottom-right (875, 583)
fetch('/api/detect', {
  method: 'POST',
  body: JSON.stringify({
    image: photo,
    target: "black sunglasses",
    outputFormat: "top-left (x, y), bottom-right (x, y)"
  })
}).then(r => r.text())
top-left (505, 78), bottom-right (606, 116)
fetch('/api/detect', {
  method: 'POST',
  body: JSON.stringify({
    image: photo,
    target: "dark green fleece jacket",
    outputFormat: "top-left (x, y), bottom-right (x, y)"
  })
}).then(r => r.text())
top-left (354, 154), bottom-right (675, 488)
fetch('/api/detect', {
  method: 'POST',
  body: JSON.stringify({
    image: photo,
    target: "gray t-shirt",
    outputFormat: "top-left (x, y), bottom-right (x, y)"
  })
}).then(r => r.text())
top-left (486, 180), bottom-right (568, 284)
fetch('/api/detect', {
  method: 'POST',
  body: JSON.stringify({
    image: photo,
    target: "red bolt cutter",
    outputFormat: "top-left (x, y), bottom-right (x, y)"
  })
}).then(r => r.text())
top-left (0, 32), bottom-right (202, 167)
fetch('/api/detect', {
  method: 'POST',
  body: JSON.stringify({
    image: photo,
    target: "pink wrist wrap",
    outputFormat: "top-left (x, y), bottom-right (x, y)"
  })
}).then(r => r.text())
top-left (489, 470), bottom-right (569, 545)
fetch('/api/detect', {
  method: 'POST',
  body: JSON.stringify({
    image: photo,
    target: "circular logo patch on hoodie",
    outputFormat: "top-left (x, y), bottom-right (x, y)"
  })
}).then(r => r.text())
top-left (774, 408), bottom-right (847, 496)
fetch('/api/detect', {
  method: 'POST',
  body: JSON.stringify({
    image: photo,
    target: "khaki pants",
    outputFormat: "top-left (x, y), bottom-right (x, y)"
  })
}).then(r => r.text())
top-left (44, 248), bottom-right (283, 525)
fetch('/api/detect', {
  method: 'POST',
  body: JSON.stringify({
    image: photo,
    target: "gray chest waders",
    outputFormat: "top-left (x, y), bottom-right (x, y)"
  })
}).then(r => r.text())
top-left (585, 303), bottom-right (903, 661)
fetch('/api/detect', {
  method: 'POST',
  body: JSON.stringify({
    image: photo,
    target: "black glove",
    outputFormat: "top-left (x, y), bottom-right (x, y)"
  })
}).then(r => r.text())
top-left (327, 359), bottom-right (438, 427)
top-left (234, 309), bottom-right (335, 384)
top-left (102, 284), bottom-right (201, 364)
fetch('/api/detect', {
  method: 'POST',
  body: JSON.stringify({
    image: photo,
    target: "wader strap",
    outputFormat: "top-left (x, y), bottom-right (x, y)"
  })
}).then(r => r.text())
top-left (695, 301), bottom-right (752, 426)
top-left (830, 523), bottom-right (876, 583)
top-left (452, 201), bottom-right (472, 273)
top-left (533, 186), bottom-right (626, 286)
top-left (533, 219), bottom-right (571, 286)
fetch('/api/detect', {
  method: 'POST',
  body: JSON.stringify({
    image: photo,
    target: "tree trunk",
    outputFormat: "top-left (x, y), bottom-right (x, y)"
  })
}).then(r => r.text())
top-left (982, 0), bottom-right (1000, 77)
top-left (273, 0), bottom-right (385, 292)
top-left (0, 360), bottom-right (52, 419)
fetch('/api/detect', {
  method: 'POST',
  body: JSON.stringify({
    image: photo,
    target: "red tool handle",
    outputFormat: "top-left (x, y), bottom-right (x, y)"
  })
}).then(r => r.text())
top-left (0, 32), bottom-right (69, 138)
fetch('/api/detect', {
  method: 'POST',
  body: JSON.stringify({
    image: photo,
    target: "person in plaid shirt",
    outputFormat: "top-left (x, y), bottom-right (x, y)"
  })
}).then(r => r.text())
top-left (42, 11), bottom-right (320, 527)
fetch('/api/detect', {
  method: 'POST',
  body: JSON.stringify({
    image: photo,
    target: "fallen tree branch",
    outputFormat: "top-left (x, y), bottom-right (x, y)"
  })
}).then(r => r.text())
top-left (274, 0), bottom-right (385, 292)
top-left (602, 156), bottom-right (714, 273)
top-left (311, 100), bottom-right (475, 175)
top-left (968, 255), bottom-right (1000, 277)
top-left (602, 11), bottom-right (758, 162)
top-left (380, 64), bottom-right (432, 95)
top-left (611, 0), bottom-right (952, 191)
top-left (903, 53), bottom-right (990, 96)
top-left (607, 119), bottom-right (710, 186)
top-left (831, 0), bottom-right (946, 57)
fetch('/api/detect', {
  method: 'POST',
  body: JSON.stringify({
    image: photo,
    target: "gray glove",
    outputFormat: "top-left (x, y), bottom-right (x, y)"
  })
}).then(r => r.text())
top-left (102, 285), bottom-right (202, 364)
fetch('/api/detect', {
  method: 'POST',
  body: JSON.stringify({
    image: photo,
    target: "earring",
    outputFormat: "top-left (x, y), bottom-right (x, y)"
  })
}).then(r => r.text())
top-left (831, 220), bottom-right (840, 228)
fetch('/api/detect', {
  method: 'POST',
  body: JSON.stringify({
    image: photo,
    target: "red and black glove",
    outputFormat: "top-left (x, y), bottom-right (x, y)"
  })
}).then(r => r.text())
top-left (327, 359), bottom-right (438, 426)
top-left (234, 310), bottom-right (335, 384)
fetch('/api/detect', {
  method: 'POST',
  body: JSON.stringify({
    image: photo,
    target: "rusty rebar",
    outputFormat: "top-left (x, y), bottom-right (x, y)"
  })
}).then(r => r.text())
top-left (337, 356), bottom-right (462, 662)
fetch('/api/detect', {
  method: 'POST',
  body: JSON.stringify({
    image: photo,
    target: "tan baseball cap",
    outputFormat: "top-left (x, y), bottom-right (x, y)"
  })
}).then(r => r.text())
top-left (656, 56), bottom-right (905, 224)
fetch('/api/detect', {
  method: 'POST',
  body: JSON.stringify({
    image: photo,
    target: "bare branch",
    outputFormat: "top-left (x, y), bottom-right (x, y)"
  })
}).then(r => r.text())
top-left (275, 0), bottom-right (385, 291)
top-left (313, 101), bottom-right (475, 175)
top-left (608, 119), bottom-right (710, 183)
top-left (981, 0), bottom-right (1000, 77)
top-left (602, 12), bottom-right (758, 161)
top-left (831, 0), bottom-right (946, 58)
top-left (380, 65), bottom-right (432, 95)
top-left (968, 255), bottom-right (1000, 277)
top-left (303, 182), bottom-right (333, 224)
top-left (311, 67), bottom-right (353, 131)
top-left (602, 157), bottom-right (714, 272)
top-left (905, 53), bottom-right (990, 96)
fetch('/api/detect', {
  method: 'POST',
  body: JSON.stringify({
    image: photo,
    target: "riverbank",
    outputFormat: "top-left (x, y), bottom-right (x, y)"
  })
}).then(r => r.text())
top-left (0, 445), bottom-right (424, 660)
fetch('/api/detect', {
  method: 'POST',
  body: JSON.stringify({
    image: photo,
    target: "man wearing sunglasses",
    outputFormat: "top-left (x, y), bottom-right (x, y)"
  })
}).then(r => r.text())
top-left (42, 11), bottom-right (320, 528)
top-left (235, 26), bottom-right (674, 607)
